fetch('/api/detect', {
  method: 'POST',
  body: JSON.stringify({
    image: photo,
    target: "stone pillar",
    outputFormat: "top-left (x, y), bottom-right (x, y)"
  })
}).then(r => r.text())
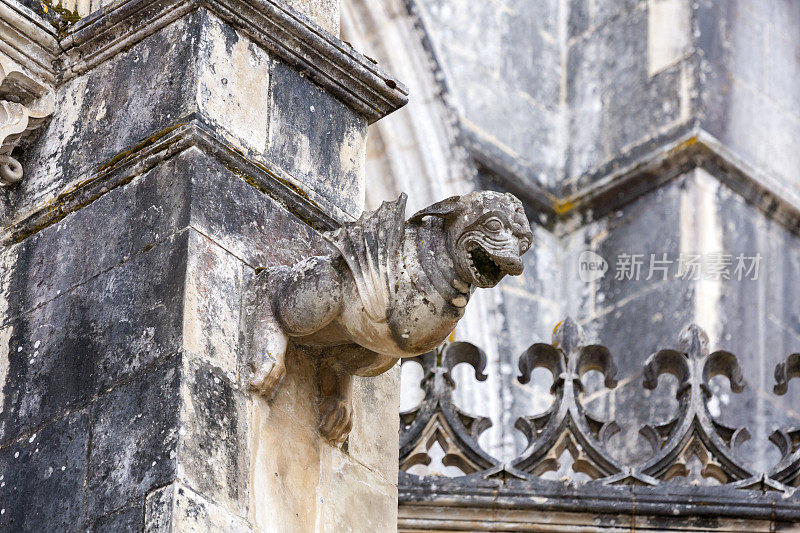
top-left (0, 0), bottom-right (406, 530)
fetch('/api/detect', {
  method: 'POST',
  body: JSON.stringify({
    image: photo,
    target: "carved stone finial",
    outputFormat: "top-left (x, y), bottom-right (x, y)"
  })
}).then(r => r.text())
top-left (243, 191), bottom-right (533, 442)
top-left (774, 352), bottom-right (800, 396)
top-left (0, 56), bottom-right (54, 187)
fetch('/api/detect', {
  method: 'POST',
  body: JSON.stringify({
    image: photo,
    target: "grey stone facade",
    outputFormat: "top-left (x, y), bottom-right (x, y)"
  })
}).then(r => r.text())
top-left (341, 0), bottom-right (800, 502)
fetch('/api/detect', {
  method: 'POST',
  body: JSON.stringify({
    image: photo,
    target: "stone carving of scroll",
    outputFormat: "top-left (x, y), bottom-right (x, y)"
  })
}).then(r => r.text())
top-left (0, 56), bottom-right (54, 187)
top-left (243, 191), bottom-right (533, 442)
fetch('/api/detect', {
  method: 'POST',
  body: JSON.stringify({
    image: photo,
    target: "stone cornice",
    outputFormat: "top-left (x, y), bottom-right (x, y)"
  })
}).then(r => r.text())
top-left (398, 484), bottom-right (800, 525)
top-left (1, 116), bottom-right (342, 244)
top-left (472, 127), bottom-right (800, 237)
top-left (556, 129), bottom-right (800, 236)
top-left (0, 0), bottom-right (59, 86)
top-left (57, 0), bottom-right (409, 123)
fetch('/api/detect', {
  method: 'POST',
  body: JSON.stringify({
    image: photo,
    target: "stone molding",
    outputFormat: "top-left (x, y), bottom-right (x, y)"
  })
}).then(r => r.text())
top-left (398, 318), bottom-right (800, 524)
top-left (0, 0), bottom-right (59, 85)
top-left (471, 127), bottom-right (800, 237)
top-left (0, 117), bottom-right (343, 243)
top-left (0, 1), bottom-right (57, 188)
top-left (397, 504), bottom-right (779, 532)
top-left (57, 0), bottom-right (409, 123)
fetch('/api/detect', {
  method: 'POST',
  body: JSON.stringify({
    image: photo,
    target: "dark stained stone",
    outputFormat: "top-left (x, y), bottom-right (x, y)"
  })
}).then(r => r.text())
top-left (0, 410), bottom-right (89, 532)
top-left (267, 59), bottom-right (368, 218)
top-left (0, 232), bottom-right (187, 444)
top-left (87, 355), bottom-right (181, 520)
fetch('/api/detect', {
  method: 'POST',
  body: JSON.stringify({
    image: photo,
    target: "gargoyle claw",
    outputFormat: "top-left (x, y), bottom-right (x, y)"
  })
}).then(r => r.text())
top-left (319, 397), bottom-right (353, 443)
top-left (249, 360), bottom-right (286, 399)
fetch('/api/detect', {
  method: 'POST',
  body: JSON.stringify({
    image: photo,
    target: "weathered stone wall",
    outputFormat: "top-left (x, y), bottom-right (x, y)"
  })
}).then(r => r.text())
top-left (0, 0), bottom-right (404, 530)
top-left (698, 0), bottom-right (800, 192)
top-left (413, 0), bottom-right (562, 190)
top-left (564, 0), bottom-right (694, 187)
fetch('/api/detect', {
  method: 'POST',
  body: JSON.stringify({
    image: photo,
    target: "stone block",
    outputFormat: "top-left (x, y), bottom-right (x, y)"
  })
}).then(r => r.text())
top-left (593, 0), bottom-right (643, 29)
top-left (766, 29), bottom-right (800, 113)
top-left (591, 180), bottom-right (683, 308)
top-left (91, 502), bottom-right (145, 532)
top-left (646, 0), bottom-right (691, 76)
top-left (87, 355), bottom-right (182, 520)
top-left (145, 482), bottom-right (250, 532)
top-left (500, 0), bottom-right (560, 111)
top-left (564, 32), bottom-right (606, 181)
top-left (0, 232), bottom-right (187, 443)
top-left (177, 356), bottom-right (249, 518)
top-left (417, 0), bottom-right (502, 72)
top-left (247, 346), bottom-right (323, 532)
top-left (186, 148), bottom-right (330, 269)
top-left (245, 344), bottom-right (401, 532)
top-left (727, 3), bottom-right (768, 92)
top-left (416, 0), bottom-right (561, 187)
top-left (317, 448), bottom-right (398, 533)
top-left (449, 59), bottom-right (562, 186)
top-left (183, 231), bottom-right (245, 376)
top-left (267, 59), bottom-right (368, 218)
top-left (567, 0), bottom-right (591, 40)
top-left (196, 11), bottom-right (271, 156)
top-left (0, 410), bottom-right (89, 532)
top-left (348, 365), bottom-right (400, 484)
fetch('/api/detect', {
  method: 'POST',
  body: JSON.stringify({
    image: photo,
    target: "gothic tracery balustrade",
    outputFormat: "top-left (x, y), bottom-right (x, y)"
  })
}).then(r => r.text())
top-left (399, 318), bottom-right (800, 520)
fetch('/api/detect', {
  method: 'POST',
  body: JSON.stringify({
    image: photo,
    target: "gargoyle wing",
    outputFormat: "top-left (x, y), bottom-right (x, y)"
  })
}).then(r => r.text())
top-left (323, 194), bottom-right (407, 323)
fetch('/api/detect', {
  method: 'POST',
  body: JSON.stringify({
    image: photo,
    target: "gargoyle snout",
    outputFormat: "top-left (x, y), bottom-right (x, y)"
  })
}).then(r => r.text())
top-left (492, 252), bottom-right (524, 276)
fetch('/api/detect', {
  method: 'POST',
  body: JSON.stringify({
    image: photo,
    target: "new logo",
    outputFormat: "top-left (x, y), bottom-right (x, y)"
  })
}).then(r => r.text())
top-left (578, 250), bottom-right (608, 282)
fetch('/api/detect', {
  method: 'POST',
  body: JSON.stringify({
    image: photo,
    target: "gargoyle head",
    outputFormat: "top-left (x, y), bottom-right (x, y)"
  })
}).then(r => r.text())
top-left (410, 191), bottom-right (534, 288)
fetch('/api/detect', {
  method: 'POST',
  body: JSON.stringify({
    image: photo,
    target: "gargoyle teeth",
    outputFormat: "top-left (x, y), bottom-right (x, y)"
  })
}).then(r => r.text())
top-left (453, 278), bottom-right (470, 293)
top-left (467, 245), bottom-right (503, 286)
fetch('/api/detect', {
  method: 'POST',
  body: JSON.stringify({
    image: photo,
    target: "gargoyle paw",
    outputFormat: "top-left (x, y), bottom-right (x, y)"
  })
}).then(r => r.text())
top-left (249, 359), bottom-right (286, 399)
top-left (318, 396), bottom-right (353, 443)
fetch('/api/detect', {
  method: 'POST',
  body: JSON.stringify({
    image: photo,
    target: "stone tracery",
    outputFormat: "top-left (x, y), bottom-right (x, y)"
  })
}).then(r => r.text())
top-left (400, 319), bottom-right (800, 518)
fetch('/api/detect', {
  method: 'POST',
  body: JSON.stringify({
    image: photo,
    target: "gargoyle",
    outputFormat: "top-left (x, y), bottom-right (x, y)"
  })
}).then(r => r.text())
top-left (244, 191), bottom-right (533, 442)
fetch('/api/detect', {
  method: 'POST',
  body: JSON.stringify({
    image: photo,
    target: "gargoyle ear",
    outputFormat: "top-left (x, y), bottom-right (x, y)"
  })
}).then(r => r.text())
top-left (408, 196), bottom-right (463, 224)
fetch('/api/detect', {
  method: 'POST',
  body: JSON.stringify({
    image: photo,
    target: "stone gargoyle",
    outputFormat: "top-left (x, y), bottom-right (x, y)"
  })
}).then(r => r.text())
top-left (244, 191), bottom-right (533, 442)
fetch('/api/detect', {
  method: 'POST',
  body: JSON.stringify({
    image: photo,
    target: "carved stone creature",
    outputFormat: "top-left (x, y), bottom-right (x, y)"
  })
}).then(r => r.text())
top-left (244, 191), bottom-right (533, 442)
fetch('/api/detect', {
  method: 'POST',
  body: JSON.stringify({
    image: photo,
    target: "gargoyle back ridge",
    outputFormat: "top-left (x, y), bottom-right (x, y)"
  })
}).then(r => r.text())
top-left (322, 193), bottom-right (408, 322)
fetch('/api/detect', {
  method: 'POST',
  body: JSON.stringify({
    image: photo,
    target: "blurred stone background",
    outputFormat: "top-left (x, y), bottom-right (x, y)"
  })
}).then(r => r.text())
top-left (341, 0), bottom-right (800, 474)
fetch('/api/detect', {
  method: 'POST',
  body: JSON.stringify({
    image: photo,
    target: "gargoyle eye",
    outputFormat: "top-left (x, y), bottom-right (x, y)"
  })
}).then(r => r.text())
top-left (484, 218), bottom-right (503, 232)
